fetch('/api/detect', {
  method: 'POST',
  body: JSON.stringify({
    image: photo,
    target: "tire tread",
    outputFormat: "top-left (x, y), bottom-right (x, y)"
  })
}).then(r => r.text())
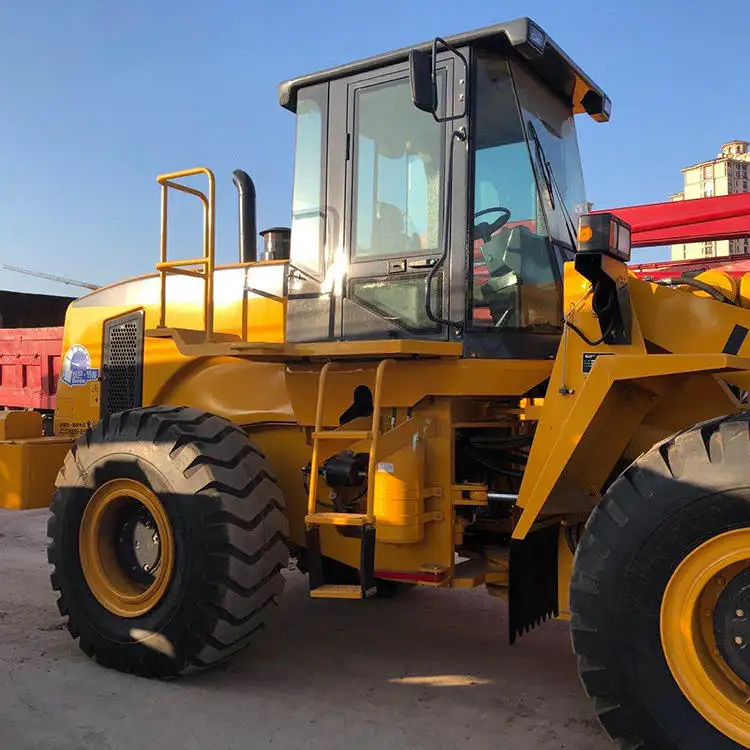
top-left (47, 406), bottom-right (289, 678)
top-left (571, 412), bottom-right (748, 749)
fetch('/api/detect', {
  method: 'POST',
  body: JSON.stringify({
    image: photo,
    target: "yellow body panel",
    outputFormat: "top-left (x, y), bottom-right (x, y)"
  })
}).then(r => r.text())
top-left (0, 410), bottom-right (43, 440)
top-left (514, 351), bottom-right (750, 538)
top-left (153, 356), bottom-right (293, 425)
top-left (513, 259), bottom-right (750, 539)
top-left (0, 437), bottom-right (73, 510)
top-left (373, 437), bottom-right (427, 544)
top-left (284, 359), bottom-right (551, 428)
top-left (55, 263), bottom-right (288, 437)
top-left (151, 331), bottom-right (463, 360)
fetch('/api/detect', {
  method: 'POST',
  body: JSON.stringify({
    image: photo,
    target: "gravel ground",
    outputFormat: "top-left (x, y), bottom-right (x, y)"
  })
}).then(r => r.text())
top-left (0, 508), bottom-right (610, 750)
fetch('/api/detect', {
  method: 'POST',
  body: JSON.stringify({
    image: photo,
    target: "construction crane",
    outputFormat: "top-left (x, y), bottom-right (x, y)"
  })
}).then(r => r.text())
top-left (2, 264), bottom-right (100, 291)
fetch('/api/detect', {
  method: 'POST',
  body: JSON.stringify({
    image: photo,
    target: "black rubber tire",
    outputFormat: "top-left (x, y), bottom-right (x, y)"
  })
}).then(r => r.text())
top-left (47, 406), bottom-right (289, 678)
top-left (570, 413), bottom-right (750, 749)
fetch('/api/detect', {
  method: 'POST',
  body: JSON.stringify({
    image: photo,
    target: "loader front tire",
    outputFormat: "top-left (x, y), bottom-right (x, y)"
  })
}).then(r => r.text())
top-left (47, 406), bottom-right (289, 678)
top-left (571, 413), bottom-right (750, 749)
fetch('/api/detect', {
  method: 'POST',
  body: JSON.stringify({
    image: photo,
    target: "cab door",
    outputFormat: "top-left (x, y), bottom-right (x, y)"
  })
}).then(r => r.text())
top-left (340, 58), bottom-right (465, 340)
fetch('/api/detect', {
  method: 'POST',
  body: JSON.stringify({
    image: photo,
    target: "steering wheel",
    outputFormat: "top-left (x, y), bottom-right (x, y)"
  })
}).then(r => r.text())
top-left (473, 206), bottom-right (511, 242)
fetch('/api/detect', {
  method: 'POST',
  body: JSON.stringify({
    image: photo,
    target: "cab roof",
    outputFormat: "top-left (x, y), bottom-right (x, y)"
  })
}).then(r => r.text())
top-left (278, 17), bottom-right (610, 122)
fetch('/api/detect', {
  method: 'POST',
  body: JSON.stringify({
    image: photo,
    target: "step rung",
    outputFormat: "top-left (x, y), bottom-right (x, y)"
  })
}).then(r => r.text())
top-left (312, 430), bottom-right (372, 441)
top-left (310, 584), bottom-right (364, 600)
top-left (306, 512), bottom-right (370, 527)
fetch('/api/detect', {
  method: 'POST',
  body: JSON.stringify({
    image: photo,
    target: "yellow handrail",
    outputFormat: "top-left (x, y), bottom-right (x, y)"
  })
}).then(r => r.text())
top-left (156, 167), bottom-right (216, 341)
top-left (307, 361), bottom-right (333, 518)
top-left (306, 359), bottom-right (392, 524)
top-left (365, 359), bottom-right (391, 523)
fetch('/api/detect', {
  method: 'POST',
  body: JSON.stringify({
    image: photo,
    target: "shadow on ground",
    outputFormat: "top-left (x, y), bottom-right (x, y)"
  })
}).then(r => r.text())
top-left (0, 509), bottom-right (609, 750)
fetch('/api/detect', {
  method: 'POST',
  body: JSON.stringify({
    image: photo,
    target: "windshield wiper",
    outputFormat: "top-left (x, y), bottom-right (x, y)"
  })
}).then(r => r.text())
top-left (526, 120), bottom-right (579, 252)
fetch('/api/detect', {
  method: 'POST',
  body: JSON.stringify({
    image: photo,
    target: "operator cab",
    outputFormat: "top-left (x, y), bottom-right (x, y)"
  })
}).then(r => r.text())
top-left (279, 17), bottom-right (610, 358)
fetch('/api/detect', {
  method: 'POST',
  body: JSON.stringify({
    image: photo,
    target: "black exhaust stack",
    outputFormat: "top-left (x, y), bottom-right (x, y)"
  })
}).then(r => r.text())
top-left (232, 169), bottom-right (257, 263)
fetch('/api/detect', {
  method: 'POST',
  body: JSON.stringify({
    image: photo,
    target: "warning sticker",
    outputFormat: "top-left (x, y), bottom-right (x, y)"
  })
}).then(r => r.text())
top-left (582, 352), bottom-right (613, 374)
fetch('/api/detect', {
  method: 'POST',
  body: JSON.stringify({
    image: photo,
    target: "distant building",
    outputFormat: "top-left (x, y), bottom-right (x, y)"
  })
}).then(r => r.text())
top-left (670, 141), bottom-right (750, 260)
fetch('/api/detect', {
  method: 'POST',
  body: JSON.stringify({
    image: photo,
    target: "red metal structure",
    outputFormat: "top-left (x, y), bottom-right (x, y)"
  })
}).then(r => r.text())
top-left (629, 255), bottom-right (750, 281)
top-left (602, 192), bottom-right (750, 249)
top-left (0, 291), bottom-right (70, 411)
top-left (0, 327), bottom-right (63, 410)
top-left (591, 192), bottom-right (750, 280)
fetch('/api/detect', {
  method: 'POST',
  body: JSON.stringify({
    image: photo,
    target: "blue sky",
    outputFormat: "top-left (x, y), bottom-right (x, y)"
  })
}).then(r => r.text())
top-left (1, 0), bottom-right (748, 295)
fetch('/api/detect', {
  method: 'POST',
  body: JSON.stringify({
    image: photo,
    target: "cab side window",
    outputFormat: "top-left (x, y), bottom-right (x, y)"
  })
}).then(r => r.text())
top-left (353, 77), bottom-right (443, 259)
top-left (290, 84), bottom-right (328, 278)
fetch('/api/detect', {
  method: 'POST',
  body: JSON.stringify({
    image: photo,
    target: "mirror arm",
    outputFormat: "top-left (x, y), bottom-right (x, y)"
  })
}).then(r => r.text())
top-left (431, 37), bottom-right (469, 122)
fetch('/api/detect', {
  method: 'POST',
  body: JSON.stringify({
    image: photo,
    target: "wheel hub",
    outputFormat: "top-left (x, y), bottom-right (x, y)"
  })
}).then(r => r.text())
top-left (661, 528), bottom-right (750, 747)
top-left (714, 568), bottom-right (750, 685)
top-left (79, 478), bottom-right (174, 618)
top-left (115, 507), bottom-right (162, 586)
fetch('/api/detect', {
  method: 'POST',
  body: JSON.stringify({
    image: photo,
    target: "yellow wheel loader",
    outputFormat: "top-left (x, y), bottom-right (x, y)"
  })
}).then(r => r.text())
top-left (4, 16), bottom-right (750, 749)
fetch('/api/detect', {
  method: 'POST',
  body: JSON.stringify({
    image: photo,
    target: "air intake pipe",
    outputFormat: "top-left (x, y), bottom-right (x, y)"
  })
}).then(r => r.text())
top-left (231, 169), bottom-right (257, 263)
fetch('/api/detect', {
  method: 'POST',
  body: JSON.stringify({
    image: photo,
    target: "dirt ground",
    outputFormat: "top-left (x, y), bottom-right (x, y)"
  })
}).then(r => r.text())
top-left (0, 509), bottom-right (610, 750)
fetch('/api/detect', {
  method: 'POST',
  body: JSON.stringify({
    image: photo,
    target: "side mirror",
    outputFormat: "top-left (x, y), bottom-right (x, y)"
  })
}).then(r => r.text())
top-left (409, 49), bottom-right (435, 114)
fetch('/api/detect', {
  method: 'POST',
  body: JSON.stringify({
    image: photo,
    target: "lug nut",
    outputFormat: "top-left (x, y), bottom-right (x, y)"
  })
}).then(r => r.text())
top-left (738, 609), bottom-right (745, 618)
top-left (736, 636), bottom-right (744, 646)
top-left (144, 564), bottom-right (150, 572)
top-left (152, 533), bottom-right (159, 544)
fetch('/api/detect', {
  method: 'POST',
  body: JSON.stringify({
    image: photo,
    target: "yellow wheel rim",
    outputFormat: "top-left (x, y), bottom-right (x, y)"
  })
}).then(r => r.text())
top-left (79, 478), bottom-right (174, 618)
top-left (661, 528), bottom-right (750, 745)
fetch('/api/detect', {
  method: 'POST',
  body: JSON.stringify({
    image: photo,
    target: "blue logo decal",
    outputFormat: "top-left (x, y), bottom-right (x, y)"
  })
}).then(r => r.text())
top-left (61, 345), bottom-right (99, 386)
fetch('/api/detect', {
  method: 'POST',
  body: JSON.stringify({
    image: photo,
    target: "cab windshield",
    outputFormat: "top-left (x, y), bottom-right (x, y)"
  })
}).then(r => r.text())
top-left (471, 52), bottom-right (587, 331)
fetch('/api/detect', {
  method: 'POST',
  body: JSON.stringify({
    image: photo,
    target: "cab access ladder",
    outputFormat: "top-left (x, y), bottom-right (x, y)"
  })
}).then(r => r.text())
top-left (305, 359), bottom-right (392, 600)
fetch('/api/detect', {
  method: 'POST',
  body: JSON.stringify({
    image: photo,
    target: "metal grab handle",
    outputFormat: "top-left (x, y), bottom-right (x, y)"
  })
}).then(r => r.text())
top-left (156, 167), bottom-right (216, 341)
top-left (307, 361), bottom-right (333, 517)
top-left (365, 358), bottom-right (391, 522)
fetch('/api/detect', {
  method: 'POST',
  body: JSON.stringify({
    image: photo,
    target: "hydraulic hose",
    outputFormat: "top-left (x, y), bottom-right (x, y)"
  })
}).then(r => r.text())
top-left (655, 277), bottom-right (735, 305)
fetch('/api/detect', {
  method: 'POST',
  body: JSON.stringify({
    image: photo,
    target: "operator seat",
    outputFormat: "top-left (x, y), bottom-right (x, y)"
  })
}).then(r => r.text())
top-left (371, 201), bottom-right (407, 256)
top-left (479, 225), bottom-right (553, 326)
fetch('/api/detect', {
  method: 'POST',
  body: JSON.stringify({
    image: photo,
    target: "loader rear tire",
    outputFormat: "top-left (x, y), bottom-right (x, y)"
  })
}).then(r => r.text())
top-left (47, 406), bottom-right (289, 678)
top-left (571, 413), bottom-right (750, 749)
